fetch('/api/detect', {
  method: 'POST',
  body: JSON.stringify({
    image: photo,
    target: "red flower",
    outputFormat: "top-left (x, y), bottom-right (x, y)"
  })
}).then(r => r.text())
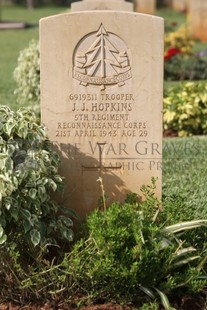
top-left (164, 48), bottom-right (182, 61)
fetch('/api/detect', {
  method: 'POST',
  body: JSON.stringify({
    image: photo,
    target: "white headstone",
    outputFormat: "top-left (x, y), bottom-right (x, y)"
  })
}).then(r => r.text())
top-left (134, 0), bottom-right (156, 15)
top-left (172, 0), bottom-right (189, 12)
top-left (189, 0), bottom-right (207, 41)
top-left (71, 0), bottom-right (133, 12)
top-left (40, 11), bottom-right (164, 219)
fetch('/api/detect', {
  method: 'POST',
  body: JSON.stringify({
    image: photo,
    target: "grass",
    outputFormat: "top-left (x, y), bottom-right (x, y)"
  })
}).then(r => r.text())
top-left (163, 136), bottom-right (207, 221)
top-left (0, 4), bottom-right (68, 109)
top-left (156, 7), bottom-right (187, 28)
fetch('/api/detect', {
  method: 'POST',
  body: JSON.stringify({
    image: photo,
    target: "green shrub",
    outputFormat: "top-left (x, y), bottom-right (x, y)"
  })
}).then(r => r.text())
top-left (0, 106), bottom-right (75, 258)
top-left (139, 302), bottom-right (160, 310)
top-left (13, 40), bottom-right (40, 113)
top-left (164, 82), bottom-right (207, 136)
top-left (0, 178), bottom-right (206, 308)
top-left (65, 180), bottom-right (207, 308)
top-left (164, 54), bottom-right (207, 81)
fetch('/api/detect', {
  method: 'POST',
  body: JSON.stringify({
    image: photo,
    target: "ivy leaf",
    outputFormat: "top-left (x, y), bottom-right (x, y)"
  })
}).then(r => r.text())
top-left (30, 229), bottom-right (41, 247)
top-left (21, 209), bottom-right (31, 220)
top-left (29, 188), bottom-right (37, 199)
top-left (38, 221), bottom-right (46, 237)
top-left (37, 186), bottom-right (48, 202)
top-left (61, 227), bottom-right (74, 242)
top-left (59, 216), bottom-right (73, 228)
top-left (0, 234), bottom-right (7, 245)
top-left (0, 226), bottom-right (4, 238)
top-left (48, 179), bottom-right (57, 191)
top-left (5, 202), bottom-right (11, 210)
top-left (3, 197), bottom-right (13, 211)
top-left (0, 226), bottom-right (7, 245)
top-left (0, 154), bottom-right (7, 170)
top-left (10, 207), bottom-right (19, 221)
top-left (60, 207), bottom-right (79, 219)
top-left (3, 122), bottom-right (15, 136)
top-left (23, 219), bottom-right (32, 233)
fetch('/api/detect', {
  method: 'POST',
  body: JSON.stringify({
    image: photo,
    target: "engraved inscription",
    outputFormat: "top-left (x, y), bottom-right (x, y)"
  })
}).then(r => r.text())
top-left (73, 24), bottom-right (132, 89)
top-left (56, 92), bottom-right (149, 139)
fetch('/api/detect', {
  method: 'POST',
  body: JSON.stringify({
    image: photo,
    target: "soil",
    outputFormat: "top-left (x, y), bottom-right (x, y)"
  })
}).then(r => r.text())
top-left (163, 129), bottom-right (178, 138)
top-left (0, 303), bottom-right (138, 310)
top-left (0, 303), bottom-right (131, 310)
top-left (0, 295), bottom-right (206, 310)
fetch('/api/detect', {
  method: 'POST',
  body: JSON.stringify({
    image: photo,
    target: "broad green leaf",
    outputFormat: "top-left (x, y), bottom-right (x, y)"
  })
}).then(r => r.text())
top-left (0, 157), bottom-right (7, 170)
top-left (0, 226), bottom-right (7, 244)
top-left (59, 216), bottom-right (73, 228)
top-left (37, 186), bottom-right (48, 202)
top-left (23, 219), bottom-right (32, 233)
top-left (5, 202), bottom-right (11, 210)
top-left (0, 226), bottom-right (4, 238)
top-left (60, 207), bottom-right (79, 219)
top-left (0, 234), bottom-right (7, 245)
top-left (30, 229), bottom-right (41, 247)
top-left (61, 227), bottom-right (74, 242)
top-left (10, 207), bottom-right (19, 221)
top-left (30, 214), bottom-right (38, 226)
top-left (42, 178), bottom-right (49, 185)
top-left (38, 221), bottom-right (46, 237)
top-left (54, 175), bottom-right (63, 183)
top-left (3, 197), bottom-right (13, 211)
top-left (48, 179), bottom-right (57, 191)
top-left (21, 209), bottom-right (31, 220)
top-left (17, 125), bottom-right (28, 139)
top-left (3, 122), bottom-right (15, 136)
top-left (29, 188), bottom-right (37, 199)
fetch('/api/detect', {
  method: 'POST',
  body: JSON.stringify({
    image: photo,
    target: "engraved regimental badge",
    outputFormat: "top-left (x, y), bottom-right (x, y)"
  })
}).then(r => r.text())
top-left (73, 24), bottom-right (132, 90)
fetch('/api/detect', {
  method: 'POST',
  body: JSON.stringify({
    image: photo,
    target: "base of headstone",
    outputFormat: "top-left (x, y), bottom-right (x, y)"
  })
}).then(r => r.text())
top-left (71, 0), bottom-right (133, 12)
top-left (0, 21), bottom-right (27, 29)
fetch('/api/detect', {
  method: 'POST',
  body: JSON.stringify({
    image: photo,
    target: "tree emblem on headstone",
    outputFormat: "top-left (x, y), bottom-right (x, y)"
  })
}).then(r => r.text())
top-left (73, 24), bottom-right (132, 89)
